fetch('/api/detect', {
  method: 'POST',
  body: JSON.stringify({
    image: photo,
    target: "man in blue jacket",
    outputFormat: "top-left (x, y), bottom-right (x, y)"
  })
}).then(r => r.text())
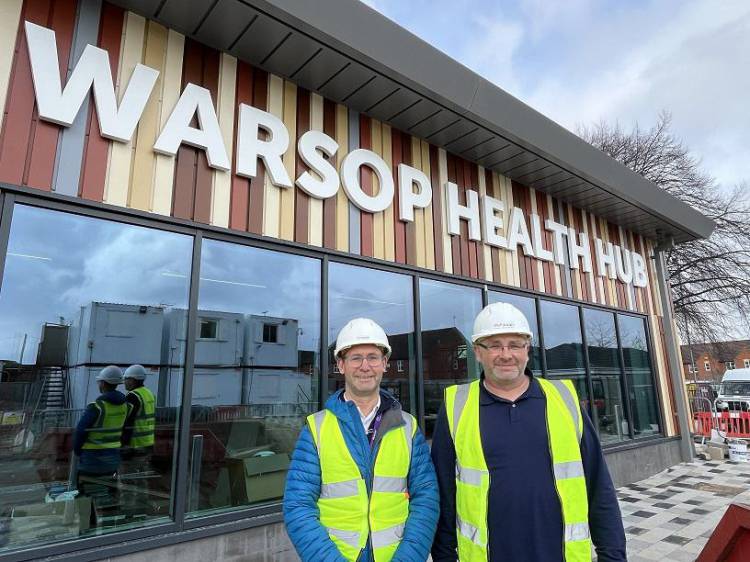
top-left (431, 303), bottom-right (626, 562)
top-left (284, 318), bottom-right (439, 562)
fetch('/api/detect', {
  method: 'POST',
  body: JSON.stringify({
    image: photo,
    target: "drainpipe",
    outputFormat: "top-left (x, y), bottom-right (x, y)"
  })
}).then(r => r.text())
top-left (653, 235), bottom-right (694, 462)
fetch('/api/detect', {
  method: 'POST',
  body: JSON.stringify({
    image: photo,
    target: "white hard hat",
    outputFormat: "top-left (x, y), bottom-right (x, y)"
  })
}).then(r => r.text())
top-left (472, 302), bottom-right (533, 343)
top-left (123, 364), bottom-right (147, 380)
top-left (96, 365), bottom-right (123, 385)
top-left (334, 318), bottom-right (391, 358)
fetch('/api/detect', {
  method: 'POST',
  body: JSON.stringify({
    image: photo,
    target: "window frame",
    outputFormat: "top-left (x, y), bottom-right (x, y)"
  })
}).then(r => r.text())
top-left (0, 185), bottom-right (671, 561)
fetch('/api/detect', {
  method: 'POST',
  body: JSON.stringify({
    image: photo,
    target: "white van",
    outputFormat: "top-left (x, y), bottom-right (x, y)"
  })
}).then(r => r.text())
top-left (715, 368), bottom-right (750, 412)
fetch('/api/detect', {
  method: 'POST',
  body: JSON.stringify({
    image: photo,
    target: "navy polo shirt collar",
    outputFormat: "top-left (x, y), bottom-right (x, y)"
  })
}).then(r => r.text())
top-left (479, 368), bottom-right (542, 405)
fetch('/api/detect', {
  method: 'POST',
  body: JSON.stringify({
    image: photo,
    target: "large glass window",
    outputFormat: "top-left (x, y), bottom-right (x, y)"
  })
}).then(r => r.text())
top-left (584, 309), bottom-right (629, 444)
top-left (327, 263), bottom-right (415, 411)
top-left (420, 279), bottom-right (482, 436)
top-left (618, 314), bottom-right (661, 438)
top-left (0, 205), bottom-right (192, 552)
top-left (540, 300), bottom-right (589, 410)
top-left (488, 291), bottom-right (542, 376)
top-left (186, 239), bottom-right (320, 517)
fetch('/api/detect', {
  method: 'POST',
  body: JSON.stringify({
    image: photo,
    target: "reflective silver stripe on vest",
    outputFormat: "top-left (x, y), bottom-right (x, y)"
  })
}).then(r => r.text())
top-left (320, 478), bottom-right (360, 499)
top-left (371, 523), bottom-right (405, 548)
top-left (564, 522), bottom-right (591, 542)
top-left (553, 460), bottom-right (585, 480)
top-left (548, 380), bottom-right (582, 442)
top-left (327, 528), bottom-right (361, 548)
top-left (455, 462), bottom-right (486, 486)
top-left (401, 411), bottom-right (414, 454)
top-left (311, 410), bottom-right (327, 450)
top-left (372, 475), bottom-right (407, 493)
top-left (451, 383), bottom-right (471, 442)
top-left (457, 514), bottom-right (483, 545)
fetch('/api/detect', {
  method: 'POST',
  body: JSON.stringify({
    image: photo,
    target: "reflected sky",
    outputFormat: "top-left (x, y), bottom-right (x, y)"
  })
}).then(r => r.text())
top-left (0, 205), bottom-right (192, 363)
top-left (328, 262), bottom-right (413, 345)
top-left (419, 278), bottom-right (481, 340)
top-left (199, 238), bottom-right (321, 351)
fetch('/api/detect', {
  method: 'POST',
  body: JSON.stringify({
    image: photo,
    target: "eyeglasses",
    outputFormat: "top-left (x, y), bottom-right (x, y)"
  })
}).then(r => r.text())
top-left (345, 354), bottom-right (385, 367)
top-left (476, 341), bottom-right (529, 354)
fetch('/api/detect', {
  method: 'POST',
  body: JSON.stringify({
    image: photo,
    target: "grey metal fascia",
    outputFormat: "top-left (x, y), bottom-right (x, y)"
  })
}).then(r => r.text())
top-left (248, 0), bottom-right (715, 240)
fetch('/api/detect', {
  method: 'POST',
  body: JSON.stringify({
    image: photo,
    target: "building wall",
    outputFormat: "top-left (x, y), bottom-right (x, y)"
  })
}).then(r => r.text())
top-left (0, 0), bottom-right (681, 433)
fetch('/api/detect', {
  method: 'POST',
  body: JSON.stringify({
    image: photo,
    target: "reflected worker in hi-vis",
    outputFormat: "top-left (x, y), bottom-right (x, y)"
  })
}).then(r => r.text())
top-left (430, 303), bottom-right (626, 562)
top-left (284, 318), bottom-right (438, 561)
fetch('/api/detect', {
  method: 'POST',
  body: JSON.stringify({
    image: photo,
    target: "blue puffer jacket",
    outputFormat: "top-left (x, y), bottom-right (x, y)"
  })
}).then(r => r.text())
top-left (283, 389), bottom-right (439, 562)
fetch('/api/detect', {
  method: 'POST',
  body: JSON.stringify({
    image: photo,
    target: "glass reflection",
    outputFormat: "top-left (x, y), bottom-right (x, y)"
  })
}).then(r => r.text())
top-left (327, 263), bottom-right (414, 412)
top-left (187, 239), bottom-right (320, 516)
top-left (488, 291), bottom-right (541, 376)
top-left (618, 314), bottom-right (661, 437)
top-left (420, 279), bottom-right (482, 437)
top-left (540, 300), bottom-right (589, 410)
top-left (0, 205), bottom-right (192, 552)
top-left (584, 309), bottom-right (629, 444)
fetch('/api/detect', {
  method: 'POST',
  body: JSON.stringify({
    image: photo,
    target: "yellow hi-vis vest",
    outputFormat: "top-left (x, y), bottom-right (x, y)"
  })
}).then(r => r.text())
top-left (307, 408), bottom-right (417, 562)
top-left (82, 399), bottom-right (128, 450)
top-left (445, 378), bottom-right (591, 562)
top-left (129, 386), bottom-right (156, 448)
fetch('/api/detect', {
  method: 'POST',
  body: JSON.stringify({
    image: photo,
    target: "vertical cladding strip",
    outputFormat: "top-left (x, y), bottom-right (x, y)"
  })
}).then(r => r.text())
top-left (556, 198), bottom-right (573, 299)
top-left (359, 114), bottom-right (373, 257)
top-left (79, 3), bottom-right (124, 202)
top-left (576, 208), bottom-right (593, 302)
top-left (422, 140), bottom-right (435, 270)
top-left (567, 203), bottom-right (583, 301)
top-left (583, 210), bottom-right (600, 304)
top-left (469, 163), bottom-right (483, 279)
top-left (104, 10), bottom-right (145, 206)
top-left (615, 225), bottom-right (632, 309)
top-left (430, 144), bottom-right (444, 272)
top-left (446, 154), bottom-right (461, 274)
top-left (411, 136), bottom-right (426, 267)
top-left (308, 92), bottom-right (324, 247)
top-left (646, 240), bottom-right (663, 317)
top-left (511, 181), bottom-right (529, 290)
top-left (128, 19), bottom-right (167, 211)
top-left (191, 45), bottom-right (220, 225)
top-left (229, 62), bottom-right (252, 231)
top-left (529, 187), bottom-right (546, 293)
top-left (403, 134), bottom-right (417, 266)
top-left (262, 74), bottom-right (283, 238)
top-left (599, 218), bottom-right (616, 306)
top-left (371, 119), bottom-right (385, 259)
top-left (656, 315), bottom-right (677, 435)
top-left (487, 170), bottom-right (502, 283)
top-left (25, 0), bottom-right (77, 191)
top-left (293, 86), bottom-right (310, 244)
top-left (0, 0), bottom-right (49, 186)
top-left (454, 156), bottom-right (470, 277)
top-left (151, 29), bottom-right (183, 215)
top-left (463, 160), bottom-right (478, 277)
top-left (210, 53), bottom-right (236, 228)
top-left (334, 103), bottom-right (348, 251)
top-left (546, 194), bottom-right (563, 295)
top-left (382, 124), bottom-right (394, 261)
top-left (391, 129), bottom-right (405, 263)
top-left (503, 175), bottom-right (520, 287)
top-left (438, 147), bottom-right (452, 274)
top-left (477, 166), bottom-right (492, 281)
top-left (628, 230), bottom-right (643, 312)
top-left (247, 68), bottom-right (267, 234)
top-left (279, 79), bottom-right (297, 241)
top-left (637, 234), bottom-right (651, 315)
top-left (0, 0), bottom-right (23, 134)
top-left (322, 98), bottom-right (337, 249)
top-left (347, 107), bottom-right (360, 254)
top-left (53, 0), bottom-right (102, 197)
top-left (170, 38), bottom-right (201, 220)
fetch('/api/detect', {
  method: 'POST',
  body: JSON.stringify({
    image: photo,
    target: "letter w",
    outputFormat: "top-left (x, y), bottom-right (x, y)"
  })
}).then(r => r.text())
top-left (25, 21), bottom-right (159, 142)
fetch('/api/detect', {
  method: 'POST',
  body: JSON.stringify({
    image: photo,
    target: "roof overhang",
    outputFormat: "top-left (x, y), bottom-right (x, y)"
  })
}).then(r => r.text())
top-left (111, 0), bottom-right (715, 243)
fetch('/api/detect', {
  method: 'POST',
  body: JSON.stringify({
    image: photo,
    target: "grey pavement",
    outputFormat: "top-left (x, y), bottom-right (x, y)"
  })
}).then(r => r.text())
top-left (617, 456), bottom-right (750, 562)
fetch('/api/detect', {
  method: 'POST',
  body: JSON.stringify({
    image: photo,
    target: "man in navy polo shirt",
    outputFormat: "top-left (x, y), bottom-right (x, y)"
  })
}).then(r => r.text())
top-left (431, 302), bottom-right (626, 562)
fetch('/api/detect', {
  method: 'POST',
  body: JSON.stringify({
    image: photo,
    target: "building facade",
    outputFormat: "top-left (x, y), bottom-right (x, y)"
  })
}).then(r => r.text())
top-left (682, 340), bottom-right (750, 382)
top-left (0, 0), bottom-right (714, 560)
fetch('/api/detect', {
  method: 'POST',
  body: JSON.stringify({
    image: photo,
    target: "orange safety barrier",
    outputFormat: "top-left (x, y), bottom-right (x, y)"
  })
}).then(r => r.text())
top-left (693, 411), bottom-right (750, 438)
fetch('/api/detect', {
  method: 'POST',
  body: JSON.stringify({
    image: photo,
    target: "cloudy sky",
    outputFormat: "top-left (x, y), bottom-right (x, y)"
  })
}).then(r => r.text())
top-left (361, 0), bottom-right (750, 190)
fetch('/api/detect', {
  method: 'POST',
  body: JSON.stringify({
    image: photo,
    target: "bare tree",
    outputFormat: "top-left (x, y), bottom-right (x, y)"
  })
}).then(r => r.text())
top-left (579, 112), bottom-right (750, 344)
